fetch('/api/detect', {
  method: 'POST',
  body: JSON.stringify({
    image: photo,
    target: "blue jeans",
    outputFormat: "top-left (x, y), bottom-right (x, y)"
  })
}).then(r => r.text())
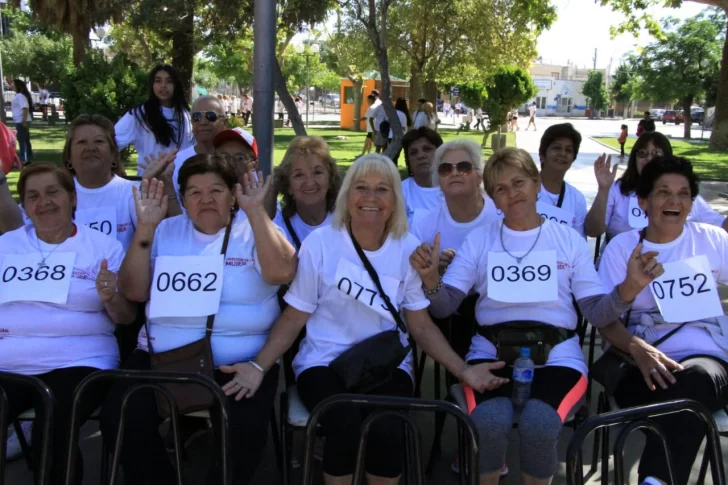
top-left (16, 122), bottom-right (32, 163)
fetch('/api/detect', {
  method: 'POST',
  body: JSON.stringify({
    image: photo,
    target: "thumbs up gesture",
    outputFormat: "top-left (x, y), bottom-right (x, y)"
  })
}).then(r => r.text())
top-left (96, 259), bottom-right (118, 302)
top-left (409, 232), bottom-right (442, 291)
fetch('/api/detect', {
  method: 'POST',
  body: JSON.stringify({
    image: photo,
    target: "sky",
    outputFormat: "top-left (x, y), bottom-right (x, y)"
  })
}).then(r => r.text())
top-left (536, 0), bottom-right (709, 73)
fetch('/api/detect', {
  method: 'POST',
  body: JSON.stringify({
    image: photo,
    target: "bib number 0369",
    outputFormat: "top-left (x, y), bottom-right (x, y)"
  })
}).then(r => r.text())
top-left (156, 271), bottom-right (218, 293)
top-left (487, 250), bottom-right (558, 303)
top-left (490, 264), bottom-right (551, 283)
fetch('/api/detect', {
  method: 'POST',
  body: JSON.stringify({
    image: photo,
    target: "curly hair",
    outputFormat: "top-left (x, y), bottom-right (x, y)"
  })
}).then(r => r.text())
top-left (635, 155), bottom-right (699, 201)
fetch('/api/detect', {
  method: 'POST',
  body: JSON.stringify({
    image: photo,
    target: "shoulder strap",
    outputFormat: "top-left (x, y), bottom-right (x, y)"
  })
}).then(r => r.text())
top-left (622, 228), bottom-right (647, 326)
top-left (556, 182), bottom-right (566, 208)
top-left (347, 226), bottom-right (409, 335)
top-left (282, 214), bottom-right (302, 250)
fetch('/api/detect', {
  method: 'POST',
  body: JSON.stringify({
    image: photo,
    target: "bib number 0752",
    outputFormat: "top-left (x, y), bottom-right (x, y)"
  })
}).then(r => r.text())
top-left (651, 273), bottom-right (710, 300)
top-left (156, 271), bottom-right (218, 292)
top-left (491, 264), bottom-right (551, 283)
top-left (3, 265), bottom-right (66, 282)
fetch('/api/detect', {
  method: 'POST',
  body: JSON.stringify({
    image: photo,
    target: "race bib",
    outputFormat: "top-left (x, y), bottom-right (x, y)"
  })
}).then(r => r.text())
top-left (536, 201), bottom-right (574, 227)
top-left (487, 250), bottom-right (558, 303)
top-left (75, 207), bottom-right (118, 239)
top-left (334, 258), bottom-right (400, 322)
top-left (0, 252), bottom-right (76, 305)
top-left (149, 255), bottom-right (224, 319)
top-left (649, 255), bottom-right (722, 323)
top-left (628, 195), bottom-right (649, 229)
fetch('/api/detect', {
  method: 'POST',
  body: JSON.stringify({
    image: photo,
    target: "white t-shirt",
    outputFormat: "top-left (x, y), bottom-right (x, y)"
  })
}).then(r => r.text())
top-left (285, 226), bottom-right (430, 378)
top-left (389, 111), bottom-right (408, 138)
top-left (537, 182), bottom-right (588, 238)
top-left (39, 89), bottom-right (50, 105)
top-left (410, 196), bottom-right (501, 252)
top-left (138, 213), bottom-right (281, 366)
top-left (413, 111), bottom-right (437, 130)
top-left (373, 101), bottom-right (387, 132)
top-left (115, 106), bottom-right (194, 176)
top-left (365, 105), bottom-right (376, 133)
top-left (599, 222), bottom-right (728, 364)
top-left (171, 145), bottom-right (199, 196)
top-left (74, 175), bottom-right (138, 251)
top-left (11, 93), bottom-right (29, 124)
top-left (529, 105), bottom-right (536, 117)
top-left (0, 224), bottom-right (123, 375)
top-left (401, 177), bottom-right (443, 224)
top-left (605, 181), bottom-right (725, 240)
top-left (443, 220), bottom-right (607, 375)
top-left (243, 98), bottom-right (254, 112)
top-left (273, 210), bottom-right (332, 249)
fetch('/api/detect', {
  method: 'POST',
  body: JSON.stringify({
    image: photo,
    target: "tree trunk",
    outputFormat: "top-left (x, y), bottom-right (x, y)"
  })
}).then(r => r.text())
top-left (683, 96), bottom-right (693, 140)
top-left (424, 80), bottom-right (438, 105)
top-left (171, 7), bottom-right (195, 103)
top-left (71, 26), bottom-right (90, 66)
top-left (409, 63), bottom-right (425, 106)
top-left (350, 77), bottom-right (364, 132)
top-left (709, 17), bottom-right (728, 150)
top-left (274, 57), bottom-right (306, 136)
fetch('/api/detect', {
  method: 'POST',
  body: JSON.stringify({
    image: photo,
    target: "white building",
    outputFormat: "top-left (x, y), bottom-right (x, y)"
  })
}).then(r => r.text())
top-left (525, 78), bottom-right (588, 117)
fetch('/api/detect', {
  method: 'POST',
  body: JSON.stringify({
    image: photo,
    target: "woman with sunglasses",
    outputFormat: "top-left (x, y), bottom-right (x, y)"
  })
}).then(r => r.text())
top-left (585, 131), bottom-right (727, 241)
top-left (116, 65), bottom-right (193, 176)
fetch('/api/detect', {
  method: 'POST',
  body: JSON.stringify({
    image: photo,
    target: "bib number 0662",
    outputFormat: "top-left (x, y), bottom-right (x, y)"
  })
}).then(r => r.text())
top-left (491, 264), bottom-right (551, 283)
top-left (651, 273), bottom-right (710, 300)
top-left (3, 265), bottom-right (66, 282)
top-left (156, 271), bottom-right (218, 292)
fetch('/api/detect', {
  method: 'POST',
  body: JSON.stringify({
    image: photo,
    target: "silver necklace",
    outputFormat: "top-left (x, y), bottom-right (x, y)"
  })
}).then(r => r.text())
top-left (32, 229), bottom-right (71, 268)
top-left (499, 219), bottom-right (543, 264)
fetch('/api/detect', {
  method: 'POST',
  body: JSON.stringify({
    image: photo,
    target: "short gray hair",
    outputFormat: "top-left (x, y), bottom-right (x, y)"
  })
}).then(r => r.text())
top-left (192, 95), bottom-right (224, 113)
top-left (332, 154), bottom-right (408, 238)
top-left (431, 139), bottom-right (484, 187)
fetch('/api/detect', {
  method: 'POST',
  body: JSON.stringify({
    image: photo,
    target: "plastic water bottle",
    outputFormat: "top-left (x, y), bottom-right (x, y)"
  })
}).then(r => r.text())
top-left (512, 347), bottom-right (535, 408)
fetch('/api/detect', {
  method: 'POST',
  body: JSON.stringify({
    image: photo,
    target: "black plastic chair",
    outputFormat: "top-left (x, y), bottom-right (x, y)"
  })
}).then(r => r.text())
top-left (63, 369), bottom-right (232, 485)
top-left (301, 394), bottom-right (480, 485)
top-left (566, 398), bottom-right (726, 485)
top-left (0, 371), bottom-right (54, 485)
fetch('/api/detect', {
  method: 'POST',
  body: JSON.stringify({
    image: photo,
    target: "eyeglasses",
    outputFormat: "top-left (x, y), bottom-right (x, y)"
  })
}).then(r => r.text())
top-left (192, 111), bottom-right (224, 123)
top-left (220, 153), bottom-right (257, 165)
top-left (437, 161), bottom-right (474, 176)
top-left (636, 149), bottom-right (664, 159)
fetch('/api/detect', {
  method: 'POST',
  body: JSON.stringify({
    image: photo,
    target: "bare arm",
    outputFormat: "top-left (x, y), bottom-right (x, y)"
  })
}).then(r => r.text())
top-left (104, 292), bottom-right (137, 324)
top-left (585, 187), bottom-right (609, 237)
top-left (255, 305), bottom-right (309, 371)
top-left (0, 176), bottom-right (23, 233)
top-left (118, 224), bottom-right (156, 302)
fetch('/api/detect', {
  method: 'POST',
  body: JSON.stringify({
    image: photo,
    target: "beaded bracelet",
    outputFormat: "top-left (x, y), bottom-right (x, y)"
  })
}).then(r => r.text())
top-left (422, 277), bottom-right (442, 296)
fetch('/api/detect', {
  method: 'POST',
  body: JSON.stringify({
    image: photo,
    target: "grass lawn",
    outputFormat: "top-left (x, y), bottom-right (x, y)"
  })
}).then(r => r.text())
top-left (594, 136), bottom-right (728, 181)
top-left (6, 125), bottom-right (516, 196)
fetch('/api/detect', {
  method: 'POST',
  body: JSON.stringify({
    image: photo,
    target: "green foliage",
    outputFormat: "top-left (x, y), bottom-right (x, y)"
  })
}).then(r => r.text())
top-left (459, 81), bottom-right (488, 110)
top-left (0, 25), bottom-right (72, 86)
top-left (610, 63), bottom-right (634, 104)
top-left (582, 71), bottom-right (609, 112)
top-left (202, 34), bottom-right (254, 89)
top-left (194, 58), bottom-right (221, 91)
top-left (60, 49), bottom-right (148, 123)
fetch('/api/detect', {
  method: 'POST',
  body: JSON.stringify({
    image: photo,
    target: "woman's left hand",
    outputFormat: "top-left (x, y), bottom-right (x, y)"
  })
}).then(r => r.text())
top-left (96, 259), bottom-right (118, 302)
top-left (235, 170), bottom-right (271, 212)
top-left (439, 249), bottom-right (456, 276)
top-left (220, 362), bottom-right (264, 400)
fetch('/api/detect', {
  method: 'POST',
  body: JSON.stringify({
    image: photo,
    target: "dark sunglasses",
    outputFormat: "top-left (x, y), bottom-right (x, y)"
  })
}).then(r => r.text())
top-left (437, 161), bottom-right (474, 176)
top-left (191, 111), bottom-right (223, 123)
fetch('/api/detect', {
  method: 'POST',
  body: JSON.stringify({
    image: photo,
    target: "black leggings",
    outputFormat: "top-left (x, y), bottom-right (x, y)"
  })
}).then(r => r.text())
top-left (614, 355), bottom-right (728, 485)
top-left (296, 366), bottom-right (414, 478)
top-left (1, 366), bottom-right (107, 485)
top-left (99, 350), bottom-right (279, 485)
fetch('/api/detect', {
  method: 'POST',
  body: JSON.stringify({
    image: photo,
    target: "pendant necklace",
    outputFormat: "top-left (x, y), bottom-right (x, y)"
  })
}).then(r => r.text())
top-left (32, 228), bottom-right (71, 268)
top-left (499, 218), bottom-right (543, 264)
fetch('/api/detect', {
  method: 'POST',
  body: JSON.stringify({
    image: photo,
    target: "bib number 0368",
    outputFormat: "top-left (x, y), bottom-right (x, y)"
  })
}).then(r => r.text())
top-left (490, 264), bottom-right (551, 283)
top-left (156, 271), bottom-right (218, 293)
top-left (3, 265), bottom-right (66, 282)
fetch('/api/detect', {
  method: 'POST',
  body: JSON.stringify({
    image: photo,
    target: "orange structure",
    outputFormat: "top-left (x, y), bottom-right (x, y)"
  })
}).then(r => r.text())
top-left (340, 72), bottom-right (410, 130)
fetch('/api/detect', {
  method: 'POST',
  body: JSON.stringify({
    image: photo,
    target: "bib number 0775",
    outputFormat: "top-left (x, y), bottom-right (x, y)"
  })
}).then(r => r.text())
top-left (156, 271), bottom-right (218, 292)
top-left (491, 264), bottom-right (551, 283)
top-left (338, 277), bottom-right (386, 310)
top-left (651, 273), bottom-right (710, 300)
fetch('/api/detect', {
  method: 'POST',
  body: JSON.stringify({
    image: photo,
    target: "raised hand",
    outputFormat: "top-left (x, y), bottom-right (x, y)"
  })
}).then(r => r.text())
top-left (133, 178), bottom-right (169, 228)
top-left (235, 171), bottom-right (271, 212)
top-left (220, 362), bottom-right (264, 400)
top-left (593, 153), bottom-right (618, 191)
top-left (409, 232), bottom-right (441, 290)
top-left (461, 361), bottom-right (510, 393)
top-left (141, 149), bottom-right (178, 181)
top-left (619, 242), bottom-right (664, 302)
top-left (439, 248), bottom-right (456, 276)
top-left (96, 259), bottom-right (118, 302)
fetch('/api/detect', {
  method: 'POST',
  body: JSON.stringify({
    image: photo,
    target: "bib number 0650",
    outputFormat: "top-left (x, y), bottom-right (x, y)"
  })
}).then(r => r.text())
top-left (156, 271), bottom-right (218, 292)
top-left (3, 265), bottom-right (66, 282)
top-left (491, 264), bottom-right (551, 283)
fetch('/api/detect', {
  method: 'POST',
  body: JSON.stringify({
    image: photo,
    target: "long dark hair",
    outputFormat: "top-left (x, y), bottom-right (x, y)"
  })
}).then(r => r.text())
top-left (131, 65), bottom-right (189, 148)
top-left (13, 79), bottom-right (32, 114)
top-left (395, 98), bottom-right (412, 128)
top-left (618, 131), bottom-right (673, 196)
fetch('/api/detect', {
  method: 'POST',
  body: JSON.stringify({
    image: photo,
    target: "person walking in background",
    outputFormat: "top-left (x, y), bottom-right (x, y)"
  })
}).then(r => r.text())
top-left (242, 94), bottom-right (254, 126)
top-left (11, 79), bottom-right (33, 165)
top-left (636, 111), bottom-right (656, 137)
top-left (618, 124), bottom-right (628, 158)
top-left (362, 94), bottom-right (376, 154)
top-left (526, 102), bottom-right (537, 131)
top-left (39, 84), bottom-right (50, 122)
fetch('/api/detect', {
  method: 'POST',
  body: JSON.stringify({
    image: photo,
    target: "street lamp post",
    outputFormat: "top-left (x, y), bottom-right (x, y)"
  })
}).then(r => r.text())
top-left (294, 43), bottom-right (319, 127)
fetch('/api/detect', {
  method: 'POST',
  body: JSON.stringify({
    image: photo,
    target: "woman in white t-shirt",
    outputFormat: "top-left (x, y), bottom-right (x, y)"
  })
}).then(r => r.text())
top-left (412, 148), bottom-right (657, 485)
top-left (11, 79), bottom-right (33, 164)
top-left (0, 163), bottom-right (136, 484)
top-left (272, 136), bottom-right (341, 250)
top-left (413, 102), bottom-right (438, 130)
top-left (100, 154), bottom-right (296, 484)
top-left (586, 131), bottom-right (727, 242)
top-left (115, 65), bottom-right (193, 176)
top-left (398, 127), bottom-right (443, 224)
top-left (598, 155), bottom-right (728, 485)
top-left (231, 154), bottom-right (506, 485)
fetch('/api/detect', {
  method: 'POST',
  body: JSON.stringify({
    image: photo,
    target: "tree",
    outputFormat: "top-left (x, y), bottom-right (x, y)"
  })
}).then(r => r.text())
top-left (582, 71), bottom-right (609, 118)
top-left (611, 63), bottom-right (634, 116)
top-left (599, 0), bottom-right (728, 149)
top-left (631, 15), bottom-right (722, 138)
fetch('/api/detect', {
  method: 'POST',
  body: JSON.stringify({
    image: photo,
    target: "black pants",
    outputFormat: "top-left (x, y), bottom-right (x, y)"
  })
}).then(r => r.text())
top-left (614, 356), bottom-right (728, 485)
top-left (297, 366), bottom-right (413, 478)
top-left (1, 366), bottom-right (107, 485)
top-left (99, 350), bottom-right (279, 485)
top-left (620, 142), bottom-right (625, 156)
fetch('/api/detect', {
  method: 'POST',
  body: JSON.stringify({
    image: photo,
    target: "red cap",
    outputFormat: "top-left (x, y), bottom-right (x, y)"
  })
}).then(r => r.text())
top-left (213, 128), bottom-right (258, 157)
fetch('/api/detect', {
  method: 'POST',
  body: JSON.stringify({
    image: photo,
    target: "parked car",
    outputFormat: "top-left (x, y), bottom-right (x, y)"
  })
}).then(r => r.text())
top-left (691, 107), bottom-right (705, 124)
top-left (436, 99), bottom-right (443, 112)
top-left (662, 110), bottom-right (684, 125)
top-left (649, 108), bottom-right (666, 121)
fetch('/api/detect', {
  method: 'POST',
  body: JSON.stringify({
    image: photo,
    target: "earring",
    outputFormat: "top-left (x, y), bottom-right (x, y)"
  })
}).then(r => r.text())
top-left (111, 161), bottom-right (117, 169)
top-left (65, 163), bottom-right (73, 170)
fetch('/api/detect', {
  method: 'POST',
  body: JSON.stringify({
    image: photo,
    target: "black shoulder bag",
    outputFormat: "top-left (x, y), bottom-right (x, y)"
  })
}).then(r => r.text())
top-left (328, 227), bottom-right (412, 393)
top-left (277, 214), bottom-right (301, 311)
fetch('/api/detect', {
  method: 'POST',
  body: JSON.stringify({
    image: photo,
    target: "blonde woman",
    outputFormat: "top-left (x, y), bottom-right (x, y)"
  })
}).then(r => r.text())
top-left (414, 102), bottom-right (439, 131)
top-left (230, 154), bottom-right (507, 485)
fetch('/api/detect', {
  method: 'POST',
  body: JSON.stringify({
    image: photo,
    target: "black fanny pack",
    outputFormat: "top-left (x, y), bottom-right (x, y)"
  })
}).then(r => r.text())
top-left (477, 321), bottom-right (576, 365)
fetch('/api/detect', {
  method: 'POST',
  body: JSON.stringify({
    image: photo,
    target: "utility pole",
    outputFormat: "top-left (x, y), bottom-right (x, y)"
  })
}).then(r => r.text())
top-left (0, 2), bottom-right (7, 123)
top-left (253, 0), bottom-right (275, 178)
top-left (593, 48), bottom-right (597, 70)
